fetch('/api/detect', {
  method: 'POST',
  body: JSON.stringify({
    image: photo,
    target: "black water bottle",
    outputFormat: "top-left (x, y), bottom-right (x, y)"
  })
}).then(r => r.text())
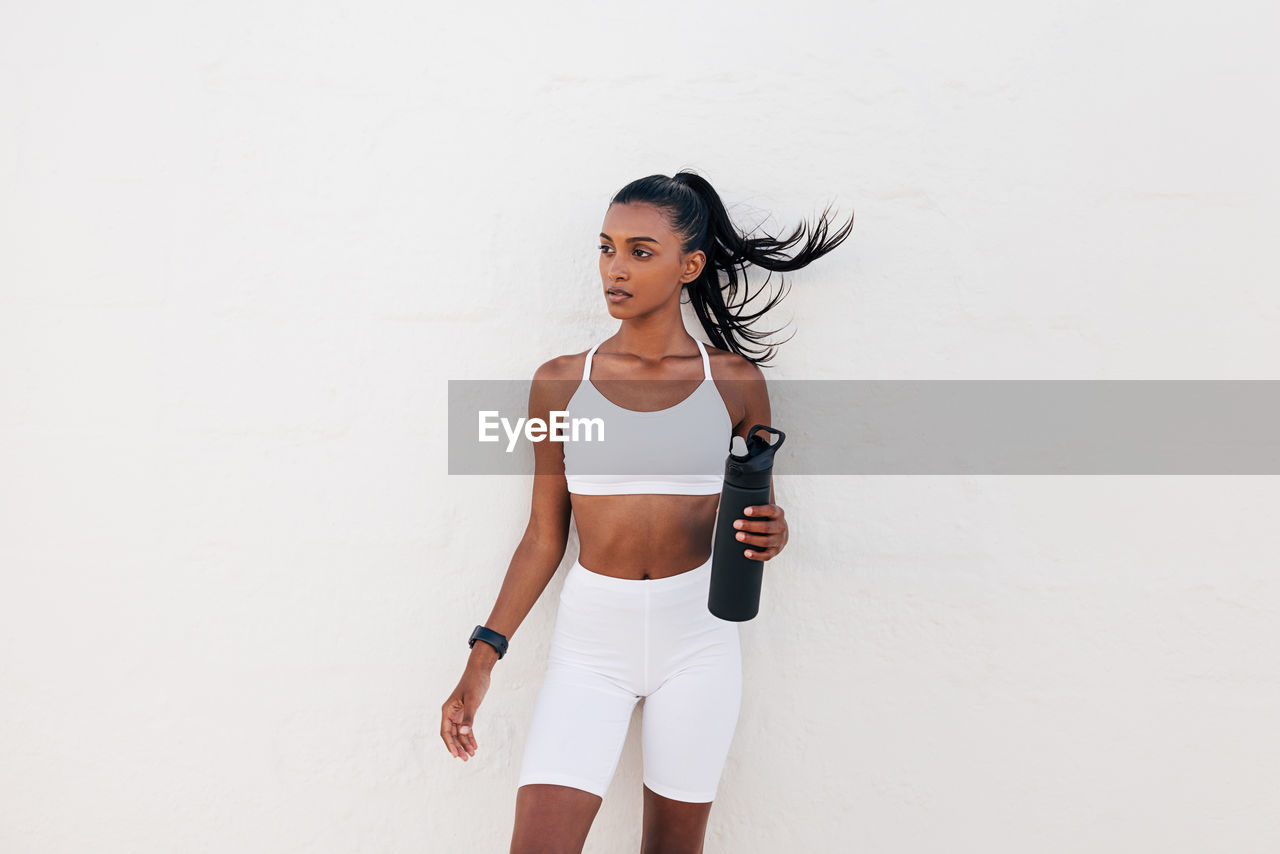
top-left (708, 424), bottom-right (786, 621)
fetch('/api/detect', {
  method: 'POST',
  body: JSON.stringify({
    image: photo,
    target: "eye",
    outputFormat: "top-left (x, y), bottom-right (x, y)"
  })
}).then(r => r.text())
top-left (598, 244), bottom-right (652, 258)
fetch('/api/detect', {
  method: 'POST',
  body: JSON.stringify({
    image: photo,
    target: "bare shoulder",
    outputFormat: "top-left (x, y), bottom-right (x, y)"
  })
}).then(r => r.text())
top-left (529, 350), bottom-right (588, 415)
top-left (704, 342), bottom-right (765, 385)
top-left (532, 350), bottom-right (585, 383)
top-left (704, 342), bottom-right (769, 431)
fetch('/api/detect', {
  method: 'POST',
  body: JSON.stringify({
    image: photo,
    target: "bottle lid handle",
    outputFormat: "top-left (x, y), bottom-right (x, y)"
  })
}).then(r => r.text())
top-left (731, 424), bottom-right (786, 460)
top-left (747, 424), bottom-right (786, 453)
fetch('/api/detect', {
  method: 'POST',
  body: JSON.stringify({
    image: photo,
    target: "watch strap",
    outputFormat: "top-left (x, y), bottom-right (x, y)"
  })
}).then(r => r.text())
top-left (469, 624), bottom-right (508, 660)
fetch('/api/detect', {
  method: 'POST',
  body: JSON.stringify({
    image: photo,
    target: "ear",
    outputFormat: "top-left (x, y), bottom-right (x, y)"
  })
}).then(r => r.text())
top-left (681, 249), bottom-right (707, 283)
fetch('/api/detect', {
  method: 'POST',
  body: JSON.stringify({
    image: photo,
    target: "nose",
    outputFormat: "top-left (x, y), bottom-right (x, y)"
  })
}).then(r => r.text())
top-left (606, 254), bottom-right (627, 281)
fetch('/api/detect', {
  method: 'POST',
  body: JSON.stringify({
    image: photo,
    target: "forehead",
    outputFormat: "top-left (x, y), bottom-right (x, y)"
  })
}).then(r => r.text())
top-left (601, 202), bottom-right (675, 240)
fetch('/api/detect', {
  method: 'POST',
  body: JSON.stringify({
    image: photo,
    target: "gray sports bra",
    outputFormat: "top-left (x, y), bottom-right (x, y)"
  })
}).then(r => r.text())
top-left (562, 339), bottom-right (733, 495)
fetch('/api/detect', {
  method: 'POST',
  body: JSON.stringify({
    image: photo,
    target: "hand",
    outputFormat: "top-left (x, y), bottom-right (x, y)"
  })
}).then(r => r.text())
top-left (733, 503), bottom-right (788, 561)
top-left (441, 666), bottom-right (490, 761)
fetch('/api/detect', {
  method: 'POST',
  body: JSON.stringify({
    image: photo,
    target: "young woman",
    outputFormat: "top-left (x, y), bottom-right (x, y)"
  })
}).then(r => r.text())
top-left (441, 171), bottom-right (853, 853)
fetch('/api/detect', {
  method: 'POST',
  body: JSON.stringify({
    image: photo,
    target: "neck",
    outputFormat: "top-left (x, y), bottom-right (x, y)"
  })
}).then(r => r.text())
top-left (602, 297), bottom-right (700, 365)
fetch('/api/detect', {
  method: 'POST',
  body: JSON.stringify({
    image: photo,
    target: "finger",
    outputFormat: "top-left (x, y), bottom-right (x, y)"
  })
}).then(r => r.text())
top-left (734, 530), bottom-right (773, 547)
top-left (743, 546), bottom-right (777, 561)
top-left (734, 519), bottom-right (784, 536)
top-left (441, 720), bottom-right (461, 759)
top-left (453, 724), bottom-right (471, 761)
top-left (743, 504), bottom-right (781, 519)
top-left (443, 703), bottom-right (471, 759)
top-left (456, 707), bottom-right (479, 757)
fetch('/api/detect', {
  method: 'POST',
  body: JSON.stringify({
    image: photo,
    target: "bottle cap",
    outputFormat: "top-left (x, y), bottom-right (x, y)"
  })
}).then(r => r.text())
top-left (724, 424), bottom-right (786, 487)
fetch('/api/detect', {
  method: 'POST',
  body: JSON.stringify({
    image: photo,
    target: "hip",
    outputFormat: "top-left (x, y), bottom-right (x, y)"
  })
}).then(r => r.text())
top-left (549, 554), bottom-right (740, 679)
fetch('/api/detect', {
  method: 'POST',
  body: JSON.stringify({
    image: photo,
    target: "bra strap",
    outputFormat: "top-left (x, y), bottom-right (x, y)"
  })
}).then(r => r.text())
top-left (582, 342), bottom-right (600, 382)
top-left (696, 339), bottom-right (711, 381)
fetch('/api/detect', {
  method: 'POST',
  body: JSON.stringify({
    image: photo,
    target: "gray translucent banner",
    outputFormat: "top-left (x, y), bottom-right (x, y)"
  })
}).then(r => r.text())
top-left (448, 380), bottom-right (1280, 474)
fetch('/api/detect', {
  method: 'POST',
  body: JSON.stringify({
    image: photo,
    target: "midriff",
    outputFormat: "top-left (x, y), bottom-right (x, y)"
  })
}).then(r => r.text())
top-left (571, 492), bottom-right (720, 580)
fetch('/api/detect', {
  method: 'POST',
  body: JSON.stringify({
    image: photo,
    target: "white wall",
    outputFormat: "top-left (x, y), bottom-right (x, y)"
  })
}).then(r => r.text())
top-left (3, 0), bottom-right (1279, 851)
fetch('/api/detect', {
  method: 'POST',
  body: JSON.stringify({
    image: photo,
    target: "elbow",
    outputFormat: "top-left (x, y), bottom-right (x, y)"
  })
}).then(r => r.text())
top-left (523, 521), bottom-right (570, 556)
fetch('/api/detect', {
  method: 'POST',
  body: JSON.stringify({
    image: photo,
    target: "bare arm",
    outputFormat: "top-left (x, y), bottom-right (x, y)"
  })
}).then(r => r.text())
top-left (464, 358), bottom-right (574, 672)
top-left (442, 357), bottom-right (575, 760)
top-left (731, 359), bottom-right (788, 561)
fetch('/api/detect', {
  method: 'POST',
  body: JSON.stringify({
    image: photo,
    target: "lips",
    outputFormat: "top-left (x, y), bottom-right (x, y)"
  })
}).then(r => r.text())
top-left (607, 288), bottom-right (631, 296)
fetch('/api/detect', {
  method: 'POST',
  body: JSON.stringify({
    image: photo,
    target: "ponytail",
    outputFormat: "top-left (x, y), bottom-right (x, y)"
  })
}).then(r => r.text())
top-left (610, 170), bottom-right (854, 365)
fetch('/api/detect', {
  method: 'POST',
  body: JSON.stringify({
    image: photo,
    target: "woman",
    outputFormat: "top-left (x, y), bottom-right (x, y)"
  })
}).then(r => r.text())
top-left (441, 171), bottom-right (853, 853)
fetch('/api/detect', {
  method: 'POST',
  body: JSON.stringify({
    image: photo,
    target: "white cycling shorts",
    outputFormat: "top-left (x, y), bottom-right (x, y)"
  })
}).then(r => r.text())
top-left (516, 554), bottom-right (743, 803)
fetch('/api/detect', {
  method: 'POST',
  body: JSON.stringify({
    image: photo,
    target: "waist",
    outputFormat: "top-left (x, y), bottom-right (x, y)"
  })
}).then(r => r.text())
top-left (570, 553), bottom-right (714, 592)
top-left (573, 493), bottom-right (718, 575)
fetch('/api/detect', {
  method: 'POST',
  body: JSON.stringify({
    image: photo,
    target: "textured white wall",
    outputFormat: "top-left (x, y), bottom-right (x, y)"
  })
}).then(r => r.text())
top-left (3, 0), bottom-right (1279, 852)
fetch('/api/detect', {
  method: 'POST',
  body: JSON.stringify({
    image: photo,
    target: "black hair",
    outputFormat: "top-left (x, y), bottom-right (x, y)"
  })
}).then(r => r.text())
top-left (609, 169), bottom-right (854, 366)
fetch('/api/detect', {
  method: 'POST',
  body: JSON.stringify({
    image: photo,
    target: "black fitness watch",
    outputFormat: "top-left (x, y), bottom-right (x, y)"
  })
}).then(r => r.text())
top-left (469, 624), bottom-right (508, 660)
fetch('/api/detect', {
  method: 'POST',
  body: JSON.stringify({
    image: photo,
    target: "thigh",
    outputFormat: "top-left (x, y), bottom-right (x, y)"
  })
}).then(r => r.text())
top-left (641, 784), bottom-right (713, 854)
top-left (510, 783), bottom-right (602, 854)
top-left (517, 661), bottom-right (641, 799)
top-left (640, 629), bottom-right (743, 804)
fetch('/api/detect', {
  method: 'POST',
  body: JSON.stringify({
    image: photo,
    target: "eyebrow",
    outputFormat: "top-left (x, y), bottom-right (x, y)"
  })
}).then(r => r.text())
top-left (599, 232), bottom-right (659, 244)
